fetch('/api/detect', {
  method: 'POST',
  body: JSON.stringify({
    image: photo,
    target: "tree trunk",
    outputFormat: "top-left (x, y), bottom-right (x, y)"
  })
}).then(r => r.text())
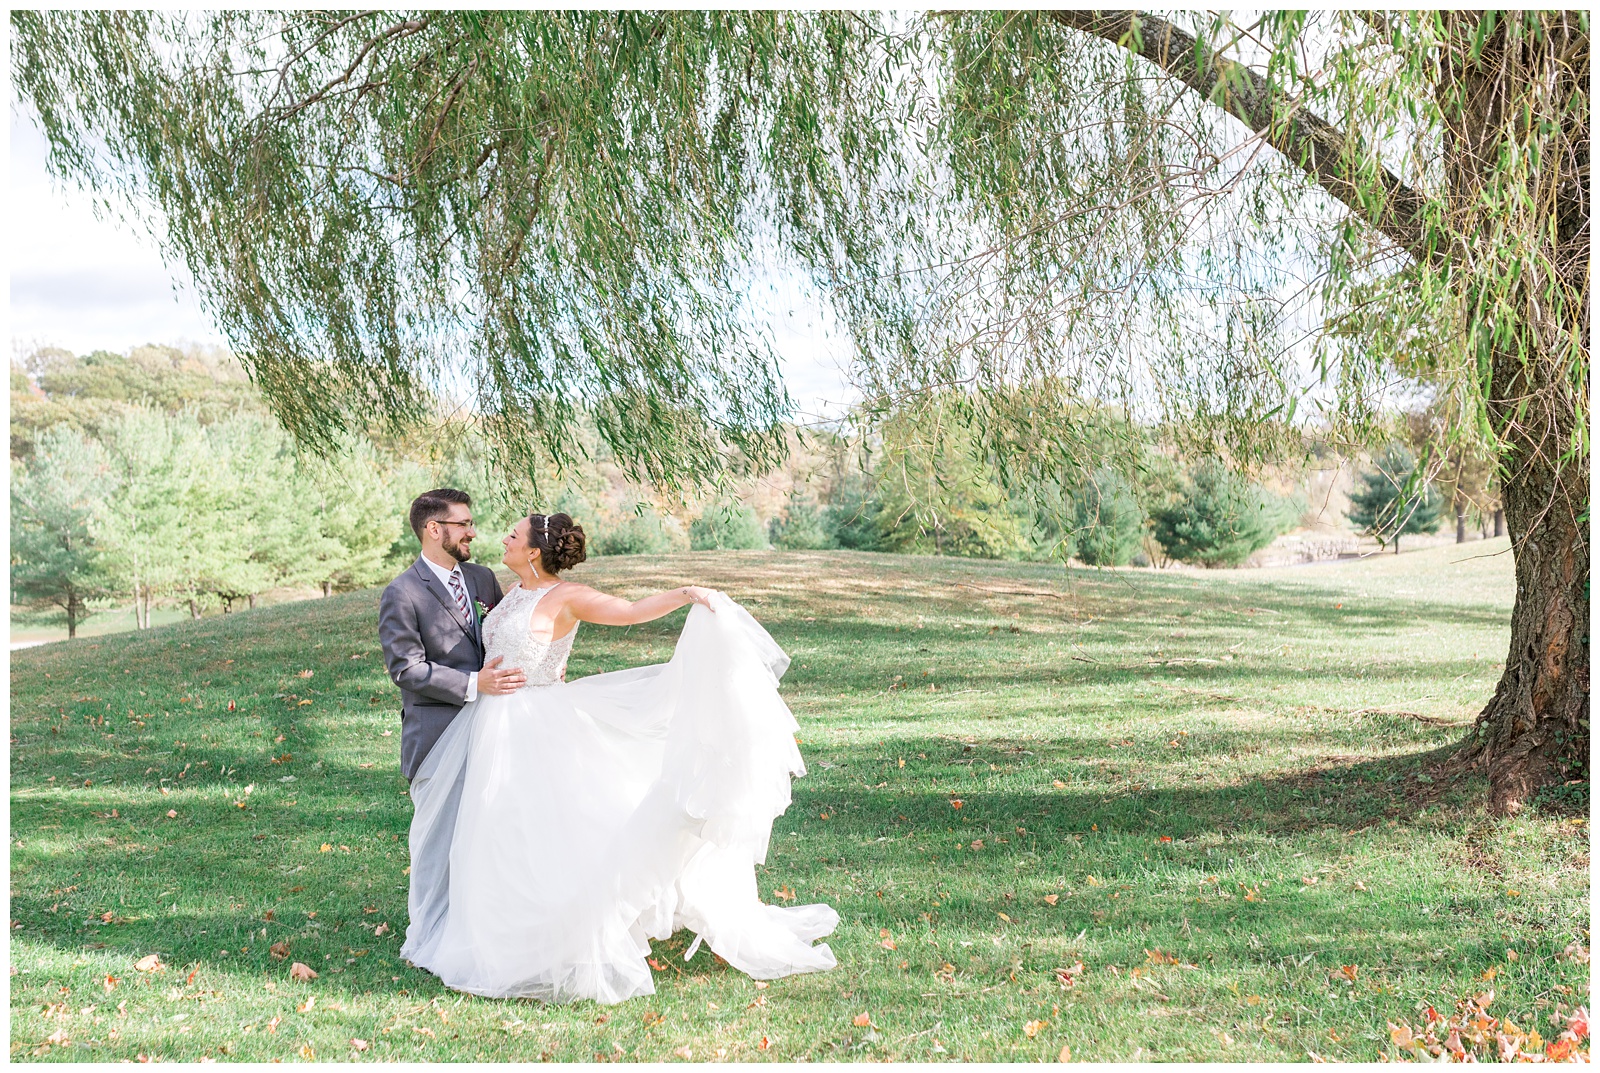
top-left (322, 579), bottom-right (333, 598)
top-left (189, 597), bottom-right (201, 620)
top-left (1493, 508), bottom-right (1504, 538)
top-left (1455, 502), bottom-right (1467, 544)
top-left (65, 593), bottom-right (79, 639)
top-left (1457, 420), bottom-right (1589, 813)
top-left (1442, 12), bottom-right (1590, 814)
top-left (1393, 536), bottom-right (1400, 554)
top-left (248, 593), bottom-right (257, 610)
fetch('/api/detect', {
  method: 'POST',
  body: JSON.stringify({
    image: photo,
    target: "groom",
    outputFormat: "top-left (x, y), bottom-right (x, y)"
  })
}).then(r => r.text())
top-left (378, 488), bottom-right (523, 780)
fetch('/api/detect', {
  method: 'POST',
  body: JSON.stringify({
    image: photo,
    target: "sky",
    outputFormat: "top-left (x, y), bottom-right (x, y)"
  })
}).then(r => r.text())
top-left (7, 109), bottom-right (859, 418)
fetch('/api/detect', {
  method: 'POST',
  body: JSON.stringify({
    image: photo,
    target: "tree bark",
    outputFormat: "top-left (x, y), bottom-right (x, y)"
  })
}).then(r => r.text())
top-left (65, 593), bottom-right (79, 639)
top-left (189, 597), bottom-right (201, 620)
top-left (1455, 502), bottom-right (1467, 544)
top-left (1494, 509), bottom-right (1504, 538)
top-left (248, 593), bottom-right (257, 610)
top-left (322, 579), bottom-right (333, 598)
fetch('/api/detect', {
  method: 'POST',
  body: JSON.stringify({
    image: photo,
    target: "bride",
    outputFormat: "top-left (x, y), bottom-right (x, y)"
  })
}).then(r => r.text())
top-left (400, 511), bottom-right (838, 1004)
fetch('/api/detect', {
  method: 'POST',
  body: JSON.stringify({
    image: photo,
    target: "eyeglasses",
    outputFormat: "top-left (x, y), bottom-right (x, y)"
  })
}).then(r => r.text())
top-left (434, 519), bottom-right (476, 531)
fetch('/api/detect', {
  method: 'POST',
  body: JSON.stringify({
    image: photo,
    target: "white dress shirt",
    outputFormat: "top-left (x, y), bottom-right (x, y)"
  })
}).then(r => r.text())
top-left (419, 555), bottom-right (479, 703)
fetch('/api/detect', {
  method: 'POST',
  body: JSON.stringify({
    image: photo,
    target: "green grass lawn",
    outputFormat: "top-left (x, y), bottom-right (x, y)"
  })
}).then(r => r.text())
top-left (9, 541), bottom-right (1590, 1062)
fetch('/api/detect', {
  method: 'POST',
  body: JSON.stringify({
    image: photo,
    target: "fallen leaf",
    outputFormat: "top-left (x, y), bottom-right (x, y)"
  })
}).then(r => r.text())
top-left (673, 1046), bottom-right (692, 1059)
top-left (1043, 894), bottom-right (1059, 906)
top-left (266, 1016), bottom-right (281, 1033)
top-left (319, 843), bottom-right (333, 853)
top-left (103, 975), bottom-right (118, 992)
top-left (1158, 836), bottom-right (1173, 843)
top-left (134, 954), bottom-right (163, 973)
top-left (297, 670), bottom-right (313, 678)
top-left (289, 962), bottom-right (318, 981)
top-left (1339, 965), bottom-right (1358, 982)
top-left (298, 996), bottom-right (315, 1013)
top-left (373, 923), bottom-right (390, 937)
top-left (165, 810), bottom-right (177, 819)
top-left (1024, 1019), bottom-right (1046, 1038)
top-left (270, 942), bottom-right (290, 960)
top-left (758, 1036), bottom-right (770, 1050)
top-left (648, 958), bottom-right (667, 971)
top-left (1052, 780), bottom-right (1066, 789)
top-left (853, 1013), bottom-right (873, 1028)
top-left (998, 912), bottom-right (1012, 923)
top-left (350, 1039), bottom-right (369, 1052)
top-left (773, 886), bottom-right (795, 902)
top-left (299, 1044), bottom-right (314, 1060)
top-left (1245, 995), bottom-right (1263, 1006)
top-left (950, 799), bottom-right (964, 810)
top-left (1058, 1044), bottom-right (1072, 1062)
top-left (1481, 967), bottom-right (1499, 982)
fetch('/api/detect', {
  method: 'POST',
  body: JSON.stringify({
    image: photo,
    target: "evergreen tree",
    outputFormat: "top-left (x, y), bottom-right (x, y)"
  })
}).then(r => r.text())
top-left (690, 501), bottom-right (767, 551)
top-left (1151, 461), bottom-right (1291, 568)
top-left (1346, 445), bottom-right (1444, 554)
top-left (1069, 468), bottom-right (1145, 567)
top-left (10, 426), bottom-right (119, 637)
top-left (769, 491), bottom-right (833, 551)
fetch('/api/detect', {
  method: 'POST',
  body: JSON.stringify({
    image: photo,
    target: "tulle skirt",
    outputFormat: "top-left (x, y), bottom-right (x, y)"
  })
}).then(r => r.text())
top-left (399, 594), bottom-right (838, 1004)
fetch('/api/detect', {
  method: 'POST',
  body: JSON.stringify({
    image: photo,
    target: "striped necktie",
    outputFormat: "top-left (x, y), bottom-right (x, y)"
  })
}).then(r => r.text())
top-left (447, 571), bottom-right (472, 623)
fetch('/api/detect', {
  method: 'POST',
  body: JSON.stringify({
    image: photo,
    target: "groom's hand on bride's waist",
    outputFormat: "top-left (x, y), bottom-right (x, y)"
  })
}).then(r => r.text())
top-left (479, 656), bottom-right (527, 696)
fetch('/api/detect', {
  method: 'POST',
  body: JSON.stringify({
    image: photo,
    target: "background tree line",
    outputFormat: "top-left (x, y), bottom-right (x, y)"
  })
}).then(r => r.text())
top-left (12, 343), bottom-right (1499, 638)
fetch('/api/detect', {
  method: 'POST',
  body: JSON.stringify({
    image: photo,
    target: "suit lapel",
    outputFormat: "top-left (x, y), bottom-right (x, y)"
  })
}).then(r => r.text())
top-left (415, 559), bottom-right (471, 635)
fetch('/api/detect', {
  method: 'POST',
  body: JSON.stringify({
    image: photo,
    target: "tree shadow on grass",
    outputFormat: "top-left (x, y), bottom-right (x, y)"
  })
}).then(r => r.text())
top-left (8, 739), bottom-right (1491, 1003)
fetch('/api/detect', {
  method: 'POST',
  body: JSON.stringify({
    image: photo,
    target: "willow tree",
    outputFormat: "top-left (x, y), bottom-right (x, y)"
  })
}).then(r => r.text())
top-left (13, 10), bottom-right (1586, 811)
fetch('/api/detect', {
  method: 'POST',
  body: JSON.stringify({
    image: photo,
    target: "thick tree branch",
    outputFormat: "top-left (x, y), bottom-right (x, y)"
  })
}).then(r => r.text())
top-left (1051, 10), bottom-right (1441, 266)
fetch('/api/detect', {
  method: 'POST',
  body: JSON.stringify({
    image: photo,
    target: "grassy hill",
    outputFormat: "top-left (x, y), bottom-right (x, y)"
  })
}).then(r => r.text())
top-left (9, 543), bottom-right (1589, 1061)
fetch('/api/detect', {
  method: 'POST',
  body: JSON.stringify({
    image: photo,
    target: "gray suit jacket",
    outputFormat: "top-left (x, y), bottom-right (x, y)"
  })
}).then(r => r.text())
top-left (379, 557), bottom-right (505, 779)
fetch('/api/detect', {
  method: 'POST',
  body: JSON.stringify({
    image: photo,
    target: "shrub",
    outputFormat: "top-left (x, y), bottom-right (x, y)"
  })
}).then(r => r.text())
top-left (1150, 461), bottom-right (1292, 567)
top-left (592, 510), bottom-right (677, 556)
top-left (690, 501), bottom-right (767, 550)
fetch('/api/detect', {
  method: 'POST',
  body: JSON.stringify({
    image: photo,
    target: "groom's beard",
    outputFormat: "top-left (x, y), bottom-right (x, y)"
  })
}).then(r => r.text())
top-left (442, 535), bottom-right (472, 563)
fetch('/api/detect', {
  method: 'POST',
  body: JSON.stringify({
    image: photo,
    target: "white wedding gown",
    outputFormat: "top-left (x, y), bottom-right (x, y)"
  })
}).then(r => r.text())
top-left (399, 583), bottom-right (838, 1004)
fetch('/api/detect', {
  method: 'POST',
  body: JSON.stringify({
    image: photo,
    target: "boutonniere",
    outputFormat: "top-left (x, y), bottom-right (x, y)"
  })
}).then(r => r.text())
top-left (474, 599), bottom-right (490, 619)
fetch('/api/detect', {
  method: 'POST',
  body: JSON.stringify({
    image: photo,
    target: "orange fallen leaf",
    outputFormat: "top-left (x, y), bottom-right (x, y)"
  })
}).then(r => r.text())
top-left (1059, 1044), bottom-right (1072, 1062)
top-left (1024, 1019), bottom-right (1046, 1038)
top-left (758, 1036), bottom-right (770, 1051)
top-left (1481, 967), bottom-right (1499, 981)
top-left (853, 1013), bottom-right (873, 1028)
top-left (298, 996), bottom-right (316, 1013)
top-left (950, 799), bottom-right (964, 810)
top-left (1052, 780), bottom-right (1066, 789)
top-left (1339, 965), bottom-right (1358, 981)
top-left (269, 942), bottom-right (291, 960)
top-left (134, 954), bottom-right (163, 973)
top-left (1159, 836), bottom-right (1173, 843)
top-left (299, 1044), bottom-right (314, 1060)
top-left (319, 843), bottom-right (333, 853)
top-left (880, 939), bottom-right (896, 951)
top-left (373, 923), bottom-right (390, 936)
top-left (102, 975), bottom-right (118, 992)
top-left (165, 810), bottom-right (177, 819)
top-left (1043, 894), bottom-right (1059, 906)
top-left (289, 962), bottom-right (318, 981)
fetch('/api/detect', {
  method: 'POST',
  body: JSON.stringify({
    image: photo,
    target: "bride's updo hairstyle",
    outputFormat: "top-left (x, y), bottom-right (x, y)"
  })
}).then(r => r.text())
top-left (529, 512), bottom-right (587, 574)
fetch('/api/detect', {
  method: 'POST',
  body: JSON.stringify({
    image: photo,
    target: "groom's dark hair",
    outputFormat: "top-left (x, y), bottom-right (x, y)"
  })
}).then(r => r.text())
top-left (410, 488), bottom-right (472, 539)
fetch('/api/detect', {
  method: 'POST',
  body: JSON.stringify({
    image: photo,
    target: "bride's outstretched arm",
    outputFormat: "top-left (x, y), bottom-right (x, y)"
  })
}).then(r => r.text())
top-left (562, 584), bottom-right (717, 626)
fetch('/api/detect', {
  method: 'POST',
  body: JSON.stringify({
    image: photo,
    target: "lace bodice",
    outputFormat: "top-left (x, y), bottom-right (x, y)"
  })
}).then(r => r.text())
top-left (481, 584), bottom-right (578, 689)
